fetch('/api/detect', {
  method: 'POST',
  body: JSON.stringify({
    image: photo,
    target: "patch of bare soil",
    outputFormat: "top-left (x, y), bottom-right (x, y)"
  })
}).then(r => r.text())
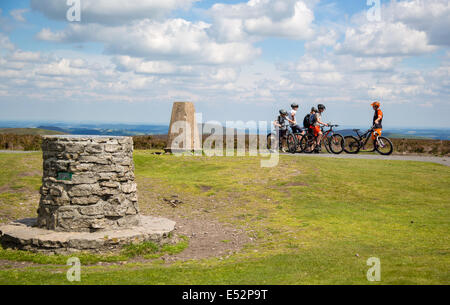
top-left (137, 178), bottom-right (253, 263)
top-left (166, 216), bottom-right (252, 262)
top-left (18, 170), bottom-right (41, 177)
top-left (0, 260), bottom-right (35, 270)
top-left (285, 182), bottom-right (309, 187)
top-left (199, 185), bottom-right (213, 192)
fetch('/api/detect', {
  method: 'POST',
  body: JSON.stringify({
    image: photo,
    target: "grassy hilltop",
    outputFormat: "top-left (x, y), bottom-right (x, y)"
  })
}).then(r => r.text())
top-left (0, 151), bottom-right (448, 284)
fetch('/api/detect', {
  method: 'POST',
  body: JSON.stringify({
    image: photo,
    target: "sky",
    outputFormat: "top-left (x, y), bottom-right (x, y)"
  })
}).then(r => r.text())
top-left (0, 0), bottom-right (449, 128)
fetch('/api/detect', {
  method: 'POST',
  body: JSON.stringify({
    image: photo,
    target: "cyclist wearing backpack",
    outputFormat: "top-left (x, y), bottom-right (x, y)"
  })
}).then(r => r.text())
top-left (371, 101), bottom-right (383, 144)
top-left (311, 104), bottom-right (328, 153)
top-left (289, 103), bottom-right (305, 135)
top-left (303, 107), bottom-right (317, 133)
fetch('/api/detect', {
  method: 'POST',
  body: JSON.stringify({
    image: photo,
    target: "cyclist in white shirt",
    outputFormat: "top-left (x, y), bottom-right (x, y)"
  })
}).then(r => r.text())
top-left (288, 103), bottom-right (305, 135)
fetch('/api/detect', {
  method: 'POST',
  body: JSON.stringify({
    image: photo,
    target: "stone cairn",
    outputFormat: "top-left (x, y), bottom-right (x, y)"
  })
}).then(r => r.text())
top-left (0, 135), bottom-right (175, 254)
top-left (38, 136), bottom-right (140, 232)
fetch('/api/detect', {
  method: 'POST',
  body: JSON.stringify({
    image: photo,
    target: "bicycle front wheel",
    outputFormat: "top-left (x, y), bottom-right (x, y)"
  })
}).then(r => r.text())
top-left (300, 135), bottom-right (314, 153)
top-left (343, 136), bottom-right (360, 154)
top-left (375, 136), bottom-right (393, 155)
top-left (295, 134), bottom-right (304, 153)
top-left (329, 134), bottom-right (345, 154)
top-left (323, 137), bottom-right (332, 153)
top-left (287, 134), bottom-right (297, 154)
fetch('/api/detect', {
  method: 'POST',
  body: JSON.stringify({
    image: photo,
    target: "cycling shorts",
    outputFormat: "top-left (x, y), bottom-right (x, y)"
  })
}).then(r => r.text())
top-left (311, 125), bottom-right (321, 137)
top-left (372, 128), bottom-right (382, 140)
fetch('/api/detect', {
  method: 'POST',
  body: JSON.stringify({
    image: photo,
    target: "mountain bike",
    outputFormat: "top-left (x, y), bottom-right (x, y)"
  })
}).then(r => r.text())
top-left (299, 124), bottom-right (344, 154)
top-left (343, 127), bottom-right (393, 155)
top-left (267, 126), bottom-right (303, 153)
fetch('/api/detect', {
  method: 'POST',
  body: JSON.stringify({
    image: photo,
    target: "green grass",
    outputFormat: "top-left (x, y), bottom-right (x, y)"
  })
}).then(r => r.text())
top-left (122, 236), bottom-right (188, 259)
top-left (0, 151), bottom-right (449, 284)
top-left (0, 248), bottom-right (128, 265)
top-left (0, 235), bottom-right (189, 265)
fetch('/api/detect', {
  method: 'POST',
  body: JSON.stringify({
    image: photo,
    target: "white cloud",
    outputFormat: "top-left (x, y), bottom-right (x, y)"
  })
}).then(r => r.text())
top-left (209, 68), bottom-right (239, 83)
top-left (10, 50), bottom-right (41, 62)
top-left (0, 58), bottom-right (26, 70)
top-left (36, 58), bottom-right (91, 76)
top-left (336, 22), bottom-right (436, 57)
top-left (37, 19), bottom-right (261, 65)
top-left (332, 0), bottom-right (450, 58)
top-left (31, 0), bottom-right (199, 24)
top-left (341, 56), bottom-right (399, 72)
top-left (113, 56), bottom-right (193, 75)
top-left (292, 55), bottom-right (336, 72)
top-left (384, 0), bottom-right (450, 47)
top-left (10, 9), bottom-right (29, 22)
top-left (210, 0), bottom-right (315, 41)
top-left (36, 28), bottom-right (66, 42)
top-left (305, 28), bottom-right (338, 50)
top-left (0, 33), bottom-right (15, 51)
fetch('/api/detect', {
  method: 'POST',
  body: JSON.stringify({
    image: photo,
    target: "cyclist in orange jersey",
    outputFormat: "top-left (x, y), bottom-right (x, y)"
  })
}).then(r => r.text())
top-left (371, 101), bottom-right (383, 145)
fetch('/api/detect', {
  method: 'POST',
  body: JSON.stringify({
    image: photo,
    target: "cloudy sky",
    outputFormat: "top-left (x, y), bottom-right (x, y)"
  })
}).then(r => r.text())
top-left (0, 0), bottom-right (449, 127)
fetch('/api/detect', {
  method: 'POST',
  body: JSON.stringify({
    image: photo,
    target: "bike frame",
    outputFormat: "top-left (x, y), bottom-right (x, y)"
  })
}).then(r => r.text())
top-left (309, 125), bottom-right (337, 145)
top-left (353, 128), bottom-right (377, 150)
top-left (303, 125), bottom-right (338, 151)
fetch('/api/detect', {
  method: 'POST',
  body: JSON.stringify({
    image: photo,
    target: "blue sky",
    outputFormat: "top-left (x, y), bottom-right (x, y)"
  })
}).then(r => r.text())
top-left (0, 0), bottom-right (449, 127)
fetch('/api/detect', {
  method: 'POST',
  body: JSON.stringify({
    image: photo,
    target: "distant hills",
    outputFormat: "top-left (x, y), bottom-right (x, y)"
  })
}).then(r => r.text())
top-left (0, 128), bottom-right (67, 135)
top-left (35, 124), bottom-right (169, 136)
top-left (0, 122), bottom-right (448, 140)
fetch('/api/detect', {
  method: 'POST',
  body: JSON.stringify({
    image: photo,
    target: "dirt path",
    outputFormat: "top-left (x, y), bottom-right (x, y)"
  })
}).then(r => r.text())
top-left (283, 153), bottom-right (450, 167)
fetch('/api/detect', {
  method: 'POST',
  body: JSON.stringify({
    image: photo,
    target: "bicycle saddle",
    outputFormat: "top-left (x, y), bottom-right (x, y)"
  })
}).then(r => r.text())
top-left (353, 129), bottom-right (360, 132)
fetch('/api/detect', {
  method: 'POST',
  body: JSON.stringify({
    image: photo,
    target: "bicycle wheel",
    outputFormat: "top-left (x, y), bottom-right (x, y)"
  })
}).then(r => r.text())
top-left (267, 133), bottom-right (277, 151)
top-left (300, 134), bottom-right (314, 153)
top-left (329, 134), bottom-right (345, 154)
top-left (287, 134), bottom-right (297, 154)
top-left (294, 134), bottom-right (303, 153)
top-left (375, 136), bottom-right (393, 155)
top-left (343, 136), bottom-right (360, 154)
top-left (323, 137), bottom-right (332, 153)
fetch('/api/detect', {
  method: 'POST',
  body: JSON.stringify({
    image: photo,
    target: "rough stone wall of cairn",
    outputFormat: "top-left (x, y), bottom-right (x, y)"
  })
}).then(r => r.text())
top-left (37, 136), bottom-right (140, 232)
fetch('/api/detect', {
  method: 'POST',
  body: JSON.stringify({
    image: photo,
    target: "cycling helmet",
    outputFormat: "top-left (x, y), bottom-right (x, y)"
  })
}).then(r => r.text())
top-left (291, 103), bottom-right (299, 108)
top-left (318, 104), bottom-right (326, 110)
top-left (279, 109), bottom-right (288, 116)
top-left (371, 101), bottom-right (380, 108)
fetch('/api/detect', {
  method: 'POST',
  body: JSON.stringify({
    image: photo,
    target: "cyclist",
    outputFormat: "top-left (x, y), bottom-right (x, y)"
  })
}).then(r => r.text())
top-left (303, 107), bottom-right (317, 134)
top-left (273, 109), bottom-right (290, 151)
top-left (371, 101), bottom-right (383, 146)
top-left (311, 104), bottom-right (328, 153)
top-left (288, 103), bottom-right (305, 135)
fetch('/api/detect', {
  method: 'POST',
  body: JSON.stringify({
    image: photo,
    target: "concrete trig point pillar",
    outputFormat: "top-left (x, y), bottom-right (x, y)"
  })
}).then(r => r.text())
top-left (165, 102), bottom-right (202, 154)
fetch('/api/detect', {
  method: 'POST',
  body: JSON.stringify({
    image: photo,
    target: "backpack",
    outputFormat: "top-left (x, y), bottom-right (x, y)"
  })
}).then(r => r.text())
top-left (303, 114), bottom-right (317, 128)
top-left (310, 113), bottom-right (318, 125)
